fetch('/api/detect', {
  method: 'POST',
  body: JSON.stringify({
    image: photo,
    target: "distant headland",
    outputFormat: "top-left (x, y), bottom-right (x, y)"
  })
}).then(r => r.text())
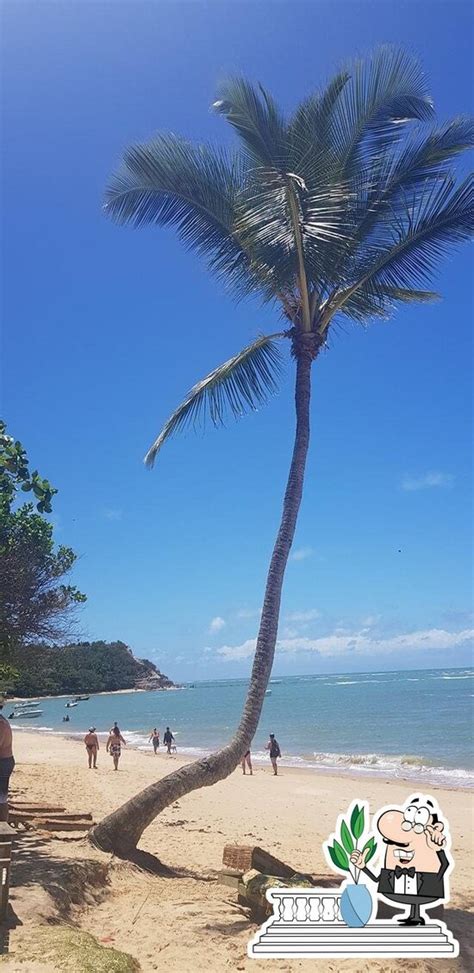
top-left (8, 640), bottom-right (176, 698)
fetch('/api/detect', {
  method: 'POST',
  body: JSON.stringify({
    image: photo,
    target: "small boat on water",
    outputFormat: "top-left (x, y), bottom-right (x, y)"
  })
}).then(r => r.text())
top-left (265, 690), bottom-right (272, 696)
top-left (65, 701), bottom-right (78, 708)
top-left (14, 711), bottom-right (43, 718)
top-left (73, 695), bottom-right (90, 702)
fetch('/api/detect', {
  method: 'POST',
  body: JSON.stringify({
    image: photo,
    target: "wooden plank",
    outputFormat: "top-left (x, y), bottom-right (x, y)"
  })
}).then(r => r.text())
top-left (33, 819), bottom-right (94, 832)
top-left (9, 803), bottom-right (66, 813)
top-left (9, 810), bottom-right (92, 822)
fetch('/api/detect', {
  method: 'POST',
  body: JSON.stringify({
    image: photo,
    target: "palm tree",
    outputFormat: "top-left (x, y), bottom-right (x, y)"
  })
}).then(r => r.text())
top-left (91, 47), bottom-right (473, 855)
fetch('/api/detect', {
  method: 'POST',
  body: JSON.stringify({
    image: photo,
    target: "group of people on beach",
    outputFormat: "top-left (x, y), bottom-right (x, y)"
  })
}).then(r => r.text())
top-left (83, 723), bottom-right (176, 769)
top-left (83, 724), bottom-right (280, 774)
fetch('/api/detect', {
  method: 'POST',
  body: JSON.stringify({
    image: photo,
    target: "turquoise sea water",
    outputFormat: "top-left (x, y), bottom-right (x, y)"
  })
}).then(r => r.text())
top-left (10, 666), bottom-right (474, 789)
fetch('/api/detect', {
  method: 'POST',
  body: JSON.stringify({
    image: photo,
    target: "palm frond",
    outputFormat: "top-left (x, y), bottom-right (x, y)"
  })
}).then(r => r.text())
top-left (330, 46), bottom-right (435, 175)
top-left (330, 174), bottom-right (474, 321)
top-left (339, 286), bottom-right (440, 322)
top-left (288, 71), bottom-right (350, 183)
top-left (104, 134), bottom-right (255, 290)
top-left (350, 116), bottom-right (474, 245)
top-left (212, 78), bottom-right (287, 168)
top-left (144, 334), bottom-right (284, 466)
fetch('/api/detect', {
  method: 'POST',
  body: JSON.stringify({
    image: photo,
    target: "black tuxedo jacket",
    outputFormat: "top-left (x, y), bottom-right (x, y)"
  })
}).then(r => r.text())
top-left (363, 850), bottom-right (449, 900)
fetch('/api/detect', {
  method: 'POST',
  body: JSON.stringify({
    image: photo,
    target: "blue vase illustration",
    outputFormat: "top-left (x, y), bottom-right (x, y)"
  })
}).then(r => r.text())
top-left (340, 883), bottom-right (373, 927)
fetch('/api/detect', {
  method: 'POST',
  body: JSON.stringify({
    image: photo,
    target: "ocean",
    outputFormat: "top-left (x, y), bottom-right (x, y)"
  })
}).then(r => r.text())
top-left (10, 666), bottom-right (474, 789)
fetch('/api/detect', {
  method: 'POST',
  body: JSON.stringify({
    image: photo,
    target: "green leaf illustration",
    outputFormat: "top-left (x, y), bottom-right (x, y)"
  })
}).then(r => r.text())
top-left (350, 804), bottom-right (360, 836)
top-left (363, 837), bottom-right (377, 864)
top-left (333, 839), bottom-right (350, 871)
top-left (352, 806), bottom-right (365, 840)
top-left (340, 818), bottom-right (354, 854)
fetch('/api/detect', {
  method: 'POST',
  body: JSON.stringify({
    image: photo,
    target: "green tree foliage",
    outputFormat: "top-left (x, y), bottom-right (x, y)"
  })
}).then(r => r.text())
top-left (0, 420), bottom-right (86, 656)
top-left (10, 641), bottom-right (173, 697)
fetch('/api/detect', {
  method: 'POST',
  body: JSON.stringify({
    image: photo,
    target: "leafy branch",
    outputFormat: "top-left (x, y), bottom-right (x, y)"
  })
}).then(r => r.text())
top-left (326, 803), bottom-right (377, 884)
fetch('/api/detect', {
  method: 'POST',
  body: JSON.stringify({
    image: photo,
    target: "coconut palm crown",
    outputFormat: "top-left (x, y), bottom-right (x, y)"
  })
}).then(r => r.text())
top-left (91, 48), bottom-right (473, 855)
top-left (105, 46), bottom-right (473, 461)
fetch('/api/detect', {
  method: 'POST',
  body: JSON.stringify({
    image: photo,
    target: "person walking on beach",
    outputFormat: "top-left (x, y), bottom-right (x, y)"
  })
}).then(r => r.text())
top-left (106, 725), bottom-right (126, 770)
top-left (163, 727), bottom-right (175, 754)
top-left (149, 728), bottom-right (160, 753)
top-left (84, 727), bottom-right (99, 769)
top-left (241, 749), bottom-right (253, 775)
top-left (0, 700), bottom-right (14, 822)
top-left (266, 733), bottom-right (281, 775)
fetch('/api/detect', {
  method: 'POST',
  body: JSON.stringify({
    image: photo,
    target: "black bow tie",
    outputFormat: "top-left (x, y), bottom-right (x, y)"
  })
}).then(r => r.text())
top-left (394, 866), bottom-right (416, 879)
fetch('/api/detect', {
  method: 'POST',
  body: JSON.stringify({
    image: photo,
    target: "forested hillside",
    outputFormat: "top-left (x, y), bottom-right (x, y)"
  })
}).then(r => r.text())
top-left (10, 640), bottom-right (175, 697)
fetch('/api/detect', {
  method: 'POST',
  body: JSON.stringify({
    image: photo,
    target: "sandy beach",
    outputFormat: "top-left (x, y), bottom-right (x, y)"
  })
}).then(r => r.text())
top-left (4, 731), bottom-right (473, 972)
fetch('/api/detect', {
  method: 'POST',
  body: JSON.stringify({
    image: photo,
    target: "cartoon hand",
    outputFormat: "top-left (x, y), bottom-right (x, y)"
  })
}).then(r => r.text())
top-left (425, 822), bottom-right (446, 849)
top-left (350, 848), bottom-right (369, 869)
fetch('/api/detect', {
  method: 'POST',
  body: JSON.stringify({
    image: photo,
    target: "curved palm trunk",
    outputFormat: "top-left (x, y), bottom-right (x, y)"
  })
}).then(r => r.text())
top-left (91, 338), bottom-right (317, 855)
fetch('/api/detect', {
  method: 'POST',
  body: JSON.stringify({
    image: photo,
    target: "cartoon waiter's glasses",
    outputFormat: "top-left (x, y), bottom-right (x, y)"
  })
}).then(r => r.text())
top-left (401, 803), bottom-right (431, 833)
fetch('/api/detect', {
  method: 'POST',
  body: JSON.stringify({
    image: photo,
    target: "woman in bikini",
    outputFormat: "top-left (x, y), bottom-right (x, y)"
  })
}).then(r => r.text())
top-left (106, 725), bottom-right (126, 770)
top-left (84, 727), bottom-right (99, 768)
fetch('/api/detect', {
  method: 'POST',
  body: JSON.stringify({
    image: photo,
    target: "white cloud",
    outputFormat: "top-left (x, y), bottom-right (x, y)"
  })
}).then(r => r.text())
top-left (217, 638), bottom-right (257, 661)
top-left (236, 608), bottom-right (259, 619)
top-left (290, 546), bottom-right (313, 562)
top-left (361, 615), bottom-right (380, 628)
top-left (209, 616), bottom-right (226, 634)
top-left (104, 508), bottom-right (123, 521)
top-left (286, 609), bottom-right (321, 623)
top-left (216, 627), bottom-right (473, 661)
top-left (401, 472), bottom-right (454, 492)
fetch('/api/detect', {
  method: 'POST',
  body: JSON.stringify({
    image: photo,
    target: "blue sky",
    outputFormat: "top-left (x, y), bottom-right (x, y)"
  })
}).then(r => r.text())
top-left (2, 1), bottom-right (473, 681)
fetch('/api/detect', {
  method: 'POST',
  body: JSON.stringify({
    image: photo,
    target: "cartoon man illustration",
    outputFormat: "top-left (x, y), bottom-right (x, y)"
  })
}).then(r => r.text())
top-left (350, 795), bottom-right (450, 926)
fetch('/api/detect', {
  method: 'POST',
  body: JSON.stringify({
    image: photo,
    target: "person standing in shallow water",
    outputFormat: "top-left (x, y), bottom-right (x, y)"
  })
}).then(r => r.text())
top-left (266, 733), bottom-right (281, 775)
top-left (149, 728), bottom-right (160, 753)
top-left (84, 727), bottom-right (99, 768)
top-left (163, 727), bottom-right (175, 754)
top-left (0, 700), bottom-right (14, 821)
top-left (106, 725), bottom-right (126, 770)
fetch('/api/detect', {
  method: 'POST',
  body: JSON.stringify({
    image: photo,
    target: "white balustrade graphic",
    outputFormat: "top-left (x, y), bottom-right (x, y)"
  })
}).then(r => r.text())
top-left (248, 887), bottom-right (459, 958)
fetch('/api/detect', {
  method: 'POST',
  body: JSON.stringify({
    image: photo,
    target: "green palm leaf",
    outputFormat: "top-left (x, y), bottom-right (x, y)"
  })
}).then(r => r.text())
top-left (144, 334), bottom-right (284, 467)
top-left (339, 117), bottom-right (474, 263)
top-left (212, 77), bottom-right (287, 168)
top-left (331, 46), bottom-right (435, 175)
top-left (325, 174), bottom-right (474, 326)
top-left (288, 71), bottom-right (350, 183)
top-left (104, 135), bottom-right (258, 294)
top-left (339, 286), bottom-right (440, 322)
